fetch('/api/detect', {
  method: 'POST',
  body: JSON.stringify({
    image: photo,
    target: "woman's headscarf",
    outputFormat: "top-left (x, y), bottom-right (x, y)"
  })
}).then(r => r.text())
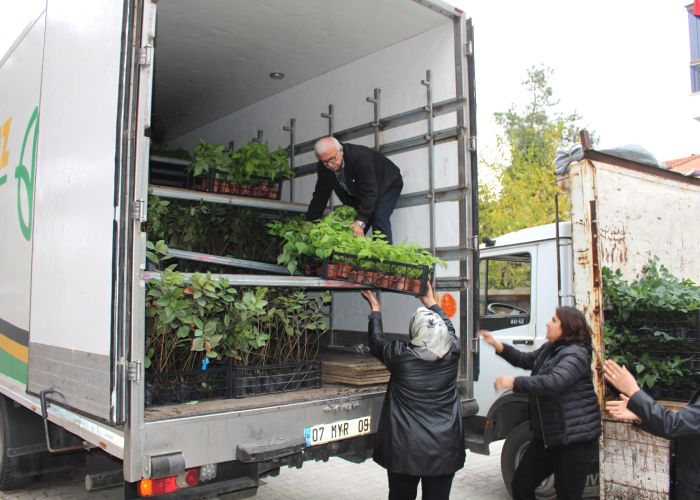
top-left (408, 307), bottom-right (451, 358)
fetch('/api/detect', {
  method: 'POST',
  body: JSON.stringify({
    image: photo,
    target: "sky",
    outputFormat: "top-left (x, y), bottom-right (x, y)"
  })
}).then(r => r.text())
top-left (2, 0), bottom-right (698, 165)
top-left (454, 0), bottom-right (699, 164)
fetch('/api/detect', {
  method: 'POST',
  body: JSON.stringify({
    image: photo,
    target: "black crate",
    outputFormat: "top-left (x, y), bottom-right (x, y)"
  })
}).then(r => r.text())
top-left (321, 252), bottom-right (431, 296)
top-left (650, 385), bottom-right (698, 402)
top-left (230, 360), bottom-right (321, 398)
top-left (146, 362), bottom-right (229, 407)
top-left (618, 347), bottom-right (700, 403)
top-left (145, 359), bottom-right (320, 406)
top-left (605, 309), bottom-right (700, 339)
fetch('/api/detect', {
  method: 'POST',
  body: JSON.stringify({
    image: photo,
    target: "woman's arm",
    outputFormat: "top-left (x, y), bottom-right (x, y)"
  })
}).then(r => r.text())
top-left (422, 283), bottom-right (458, 347)
top-left (361, 290), bottom-right (394, 365)
top-left (479, 329), bottom-right (540, 370)
top-left (498, 342), bottom-right (541, 371)
top-left (513, 346), bottom-right (590, 396)
top-left (627, 390), bottom-right (700, 439)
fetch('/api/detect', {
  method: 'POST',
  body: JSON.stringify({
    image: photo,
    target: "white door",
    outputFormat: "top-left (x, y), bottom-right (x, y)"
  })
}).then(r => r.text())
top-left (26, 1), bottom-right (134, 424)
top-left (474, 245), bottom-right (539, 416)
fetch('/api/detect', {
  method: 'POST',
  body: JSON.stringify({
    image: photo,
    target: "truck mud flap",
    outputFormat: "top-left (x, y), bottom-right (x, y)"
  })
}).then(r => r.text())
top-left (236, 437), bottom-right (306, 463)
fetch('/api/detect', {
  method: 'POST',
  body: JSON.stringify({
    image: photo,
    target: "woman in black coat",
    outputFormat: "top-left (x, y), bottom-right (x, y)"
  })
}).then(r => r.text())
top-left (604, 359), bottom-right (700, 500)
top-left (480, 306), bottom-right (601, 500)
top-left (361, 283), bottom-right (465, 500)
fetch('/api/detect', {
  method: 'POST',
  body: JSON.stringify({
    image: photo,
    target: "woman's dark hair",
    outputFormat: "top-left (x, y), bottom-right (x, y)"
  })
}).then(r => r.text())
top-left (554, 306), bottom-right (593, 347)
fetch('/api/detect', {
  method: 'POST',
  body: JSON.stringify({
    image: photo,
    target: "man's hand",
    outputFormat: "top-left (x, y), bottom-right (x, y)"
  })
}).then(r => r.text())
top-left (351, 221), bottom-right (365, 237)
top-left (606, 394), bottom-right (640, 421)
top-left (361, 290), bottom-right (381, 312)
top-left (603, 359), bottom-right (641, 397)
top-left (494, 376), bottom-right (514, 391)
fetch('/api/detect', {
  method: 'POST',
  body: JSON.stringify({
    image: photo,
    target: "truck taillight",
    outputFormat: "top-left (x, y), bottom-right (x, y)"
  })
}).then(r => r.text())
top-left (137, 467), bottom-right (200, 497)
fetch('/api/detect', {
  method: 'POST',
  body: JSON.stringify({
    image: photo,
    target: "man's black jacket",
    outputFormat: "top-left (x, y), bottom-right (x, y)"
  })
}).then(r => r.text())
top-left (628, 389), bottom-right (700, 500)
top-left (305, 143), bottom-right (402, 226)
top-left (367, 305), bottom-right (465, 476)
top-left (498, 341), bottom-right (601, 447)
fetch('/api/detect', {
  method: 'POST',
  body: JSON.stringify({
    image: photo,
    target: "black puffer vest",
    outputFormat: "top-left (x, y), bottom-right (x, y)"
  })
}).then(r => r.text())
top-left (499, 341), bottom-right (601, 446)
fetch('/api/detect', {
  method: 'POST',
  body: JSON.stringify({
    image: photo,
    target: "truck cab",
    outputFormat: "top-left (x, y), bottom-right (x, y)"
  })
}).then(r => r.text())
top-left (466, 222), bottom-right (575, 498)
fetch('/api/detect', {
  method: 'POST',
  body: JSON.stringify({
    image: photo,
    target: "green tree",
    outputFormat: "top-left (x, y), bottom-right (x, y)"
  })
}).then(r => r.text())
top-left (480, 66), bottom-right (586, 239)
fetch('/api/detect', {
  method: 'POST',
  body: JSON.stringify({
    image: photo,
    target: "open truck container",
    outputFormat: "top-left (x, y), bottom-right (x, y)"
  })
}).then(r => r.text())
top-left (0, 0), bottom-right (478, 496)
top-left (565, 138), bottom-right (700, 499)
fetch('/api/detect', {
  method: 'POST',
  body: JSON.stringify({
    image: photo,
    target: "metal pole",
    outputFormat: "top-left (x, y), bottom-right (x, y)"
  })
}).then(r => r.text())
top-left (422, 70), bottom-right (437, 265)
top-left (366, 88), bottom-right (381, 149)
top-left (252, 130), bottom-right (263, 143)
top-left (555, 192), bottom-right (562, 306)
top-left (283, 119), bottom-right (296, 201)
top-left (453, 15), bottom-right (477, 399)
top-left (321, 105), bottom-right (334, 136)
top-left (320, 104), bottom-right (336, 346)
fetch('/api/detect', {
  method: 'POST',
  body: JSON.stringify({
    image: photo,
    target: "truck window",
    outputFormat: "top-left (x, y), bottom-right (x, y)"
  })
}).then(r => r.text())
top-left (479, 253), bottom-right (531, 331)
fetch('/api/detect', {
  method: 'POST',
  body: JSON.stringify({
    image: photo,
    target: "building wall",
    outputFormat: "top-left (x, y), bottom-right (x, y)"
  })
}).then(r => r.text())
top-left (687, 2), bottom-right (700, 120)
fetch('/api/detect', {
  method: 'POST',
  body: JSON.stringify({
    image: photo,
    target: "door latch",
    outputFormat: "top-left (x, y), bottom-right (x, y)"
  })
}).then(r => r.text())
top-left (128, 360), bottom-right (142, 383)
top-left (138, 45), bottom-right (153, 67)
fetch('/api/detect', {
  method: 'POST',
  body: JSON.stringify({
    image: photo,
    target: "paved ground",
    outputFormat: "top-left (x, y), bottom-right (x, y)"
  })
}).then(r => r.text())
top-left (0, 441), bottom-right (509, 499)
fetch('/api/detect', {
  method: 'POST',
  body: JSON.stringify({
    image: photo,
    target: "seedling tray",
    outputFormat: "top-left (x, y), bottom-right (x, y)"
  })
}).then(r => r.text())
top-left (188, 171), bottom-right (282, 200)
top-left (321, 251), bottom-right (431, 296)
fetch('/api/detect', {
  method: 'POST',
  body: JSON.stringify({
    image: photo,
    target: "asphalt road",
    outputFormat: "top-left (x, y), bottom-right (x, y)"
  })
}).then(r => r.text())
top-left (0, 441), bottom-right (509, 499)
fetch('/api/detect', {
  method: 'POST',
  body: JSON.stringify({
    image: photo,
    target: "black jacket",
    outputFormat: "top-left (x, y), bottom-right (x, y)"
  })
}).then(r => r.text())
top-left (368, 305), bottom-right (465, 476)
top-left (498, 341), bottom-right (601, 447)
top-left (627, 389), bottom-right (700, 500)
top-left (305, 143), bottom-right (402, 226)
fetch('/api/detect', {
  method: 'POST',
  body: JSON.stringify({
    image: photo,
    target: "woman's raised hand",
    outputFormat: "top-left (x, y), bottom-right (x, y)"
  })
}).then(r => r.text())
top-left (605, 394), bottom-right (640, 421)
top-left (420, 282), bottom-right (437, 308)
top-left (479, 329), bottom-right (504, 353)
top-left (361, 290), bottom-right (381, 312)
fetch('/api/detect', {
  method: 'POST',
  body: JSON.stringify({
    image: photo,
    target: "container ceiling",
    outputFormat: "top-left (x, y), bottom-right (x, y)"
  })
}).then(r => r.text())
top-left (152, 0), bottom-right (455, 142)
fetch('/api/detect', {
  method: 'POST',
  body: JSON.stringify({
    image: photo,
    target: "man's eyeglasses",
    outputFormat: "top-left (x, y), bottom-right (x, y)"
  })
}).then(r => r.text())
top-left (320, 149), bottom-right (342, 165)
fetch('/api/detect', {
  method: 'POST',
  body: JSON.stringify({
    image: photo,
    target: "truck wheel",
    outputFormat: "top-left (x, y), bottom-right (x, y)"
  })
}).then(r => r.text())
top-left (501, 422), bottom-right (556, 500)
top-left (0, 396), bottom-right (27, 490)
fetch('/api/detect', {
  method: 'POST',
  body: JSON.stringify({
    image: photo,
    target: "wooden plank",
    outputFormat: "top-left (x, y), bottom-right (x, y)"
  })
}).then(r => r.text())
top-left (601, 418), bottom-right (670, 499)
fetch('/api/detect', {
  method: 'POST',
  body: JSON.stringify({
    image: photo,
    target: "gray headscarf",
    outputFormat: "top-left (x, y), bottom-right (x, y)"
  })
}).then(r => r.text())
top-left (408, 307), bottom-right (451, 359)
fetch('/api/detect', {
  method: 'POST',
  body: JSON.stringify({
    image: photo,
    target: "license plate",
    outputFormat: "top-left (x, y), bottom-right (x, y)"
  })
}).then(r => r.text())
top-left (304, 416), bottom-right (371, 446)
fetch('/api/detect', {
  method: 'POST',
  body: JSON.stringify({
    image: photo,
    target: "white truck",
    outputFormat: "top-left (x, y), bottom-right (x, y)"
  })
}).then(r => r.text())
top-left (470, 135), bottom-right (700, 498)
top-left (0, 0), bottom-right (480, 497)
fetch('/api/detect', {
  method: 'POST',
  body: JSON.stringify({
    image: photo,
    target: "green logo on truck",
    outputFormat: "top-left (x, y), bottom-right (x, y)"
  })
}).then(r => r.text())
top-left (0, 106), bottom-right (38, 241)
top-left (15, 107), bottom-right (39, 241)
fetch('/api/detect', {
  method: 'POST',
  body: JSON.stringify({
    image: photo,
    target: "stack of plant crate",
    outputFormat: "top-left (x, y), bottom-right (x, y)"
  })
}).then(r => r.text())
top-left (321, 352), bottom-right (389, 386)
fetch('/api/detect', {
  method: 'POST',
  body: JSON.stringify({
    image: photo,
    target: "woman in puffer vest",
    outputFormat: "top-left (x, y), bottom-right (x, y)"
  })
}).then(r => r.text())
top-left (361, 283), bottom-right (465, 500)
top-left (480, 306), bottom-right (601, 500)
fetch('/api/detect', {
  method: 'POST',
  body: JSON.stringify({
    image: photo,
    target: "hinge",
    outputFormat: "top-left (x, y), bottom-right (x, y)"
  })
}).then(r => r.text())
top-left (465, 41), bottom-right (473, 57)
top-left (131, 199), bottom-right (146, 222)
top-left (467, 136), bottom-right (477, 152)
top-left (138, 45), bottom-right (153, 67)
top-left (128, 360), bottom-right (142, 383)
top-left (471, 337), bottom-right (479, 354)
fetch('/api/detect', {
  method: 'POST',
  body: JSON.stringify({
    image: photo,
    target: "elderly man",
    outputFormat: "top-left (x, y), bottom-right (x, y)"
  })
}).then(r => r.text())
top-left (305, 136), bottom-right (403, 244)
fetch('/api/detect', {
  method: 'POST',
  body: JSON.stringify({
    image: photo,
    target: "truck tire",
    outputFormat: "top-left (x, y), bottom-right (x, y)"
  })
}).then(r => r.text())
top-left (0, 396), bottom-right (27, 490)
top-left (500, 421), bottom-right (556, 500)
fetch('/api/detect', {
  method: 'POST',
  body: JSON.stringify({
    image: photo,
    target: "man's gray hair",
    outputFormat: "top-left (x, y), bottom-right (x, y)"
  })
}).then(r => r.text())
top-left (314, 136), bottom-right (341, 156)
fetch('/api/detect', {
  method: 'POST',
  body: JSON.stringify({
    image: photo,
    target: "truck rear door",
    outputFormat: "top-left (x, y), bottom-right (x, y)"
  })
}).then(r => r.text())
top-left (25, 0), bottom-right (143, 425)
